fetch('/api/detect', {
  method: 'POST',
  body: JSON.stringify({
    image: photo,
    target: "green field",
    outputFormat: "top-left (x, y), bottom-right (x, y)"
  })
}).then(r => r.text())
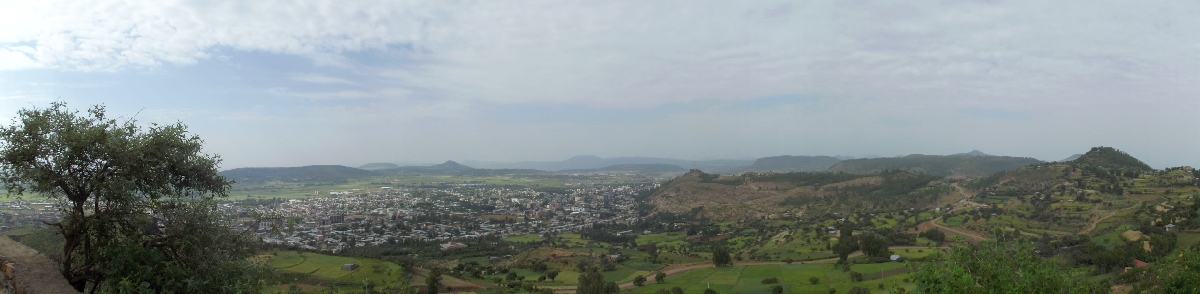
top-left (503, 234), bottom-right (544, 243)
top-left (266, 251), bottom-right (405, 286)
top-left (629, 263), bottom-right (913, 294)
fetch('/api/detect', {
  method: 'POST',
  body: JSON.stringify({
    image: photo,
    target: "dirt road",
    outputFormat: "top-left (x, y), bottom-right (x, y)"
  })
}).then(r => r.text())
top-left (1079, 201), bottom-right (1142, 235)
top-left (925, 217), bottom-right (990, 242)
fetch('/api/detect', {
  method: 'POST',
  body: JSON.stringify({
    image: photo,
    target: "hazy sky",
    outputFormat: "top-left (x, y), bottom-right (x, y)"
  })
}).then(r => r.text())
top-left (1, 1), bottom-right (1197, 169)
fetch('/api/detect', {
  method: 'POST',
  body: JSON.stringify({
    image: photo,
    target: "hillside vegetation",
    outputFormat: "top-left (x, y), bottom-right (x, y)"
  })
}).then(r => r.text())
top-left (648, 169), bottom-right (950, 220)
top-left (829, 154), bottom-right (1042, 177)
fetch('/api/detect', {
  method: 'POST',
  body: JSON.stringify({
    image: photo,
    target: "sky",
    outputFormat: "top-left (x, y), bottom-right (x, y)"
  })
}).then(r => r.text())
top-left (0, 1), bottom-right (1197, 169)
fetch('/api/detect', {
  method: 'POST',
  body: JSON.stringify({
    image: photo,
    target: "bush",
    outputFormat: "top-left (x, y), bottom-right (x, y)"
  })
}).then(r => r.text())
top-left (810, 277), bottom-right (820, 284)
top-left (761, 277), bottom-right (779, 284)
top-left (849, 271), bottom-right (863, 282)
top-left (848, 287), bottom-right (871, 294)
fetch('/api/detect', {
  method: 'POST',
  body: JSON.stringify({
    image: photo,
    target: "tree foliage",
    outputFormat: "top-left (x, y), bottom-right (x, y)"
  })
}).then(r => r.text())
top-left (0, 102), bottom-right (260, 292)
top-left (911, 242), bottom-right (1107, 293)
top-left (711, 246), bottom-right (732, 266)
top-left (577, 270), bottom-right (619, 294)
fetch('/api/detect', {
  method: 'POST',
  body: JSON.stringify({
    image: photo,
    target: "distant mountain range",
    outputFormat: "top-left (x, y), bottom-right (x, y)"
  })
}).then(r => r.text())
top-left (739, 155), bottom-right (841, 172)
top-left (223, 150), bottom-right (1055, 183)
top-left (358, 163), bottom-right (401, 170)
top-left (561, 164), bottom-right (686, 174)
top-left (462, 155), bottom-right (754, 172)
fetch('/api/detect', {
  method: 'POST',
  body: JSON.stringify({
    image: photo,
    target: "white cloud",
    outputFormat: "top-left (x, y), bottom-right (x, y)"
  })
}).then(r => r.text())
top-left (0, 48), bottom-right (40, 70)
top-left (3, 0), bottom-right (1199, 168)
top-left (290, 73), bottom-right (357, 85)
top-left (3, 0), bottom-right (1197, 110)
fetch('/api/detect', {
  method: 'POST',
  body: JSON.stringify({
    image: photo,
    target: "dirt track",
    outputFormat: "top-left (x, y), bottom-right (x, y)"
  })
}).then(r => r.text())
top-left (0, 235), bottom-right (79, 293)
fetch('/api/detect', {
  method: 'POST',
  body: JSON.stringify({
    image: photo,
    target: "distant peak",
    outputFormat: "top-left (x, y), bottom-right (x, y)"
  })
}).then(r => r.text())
top-left (567, 155), bottom-right (603, 161)
top-left (436, 160), bottom-right (472, 169)
top-left (965, 150), bottom-right (990, 156)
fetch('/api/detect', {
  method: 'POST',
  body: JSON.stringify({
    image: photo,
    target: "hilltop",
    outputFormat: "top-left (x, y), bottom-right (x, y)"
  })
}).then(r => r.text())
top-left (740, 155), bottom-right (841, 172)
top-left (1072, 146), bottom-right (1153, 172)
top-left (828, 154), bottom-right (1042, 177)
top-left (376, 161), bottom-right (548, 176)
top-left (954, 146), bottom-right (1196, 237)
top-left (357, 163), bottom-right (401, 170)
top-left (220, 165), bottom-right (375, 184)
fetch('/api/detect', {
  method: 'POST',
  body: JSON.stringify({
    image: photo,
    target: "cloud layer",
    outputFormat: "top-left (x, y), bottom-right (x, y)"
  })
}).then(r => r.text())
top-left (1, 0), bottom-right (1198, 168)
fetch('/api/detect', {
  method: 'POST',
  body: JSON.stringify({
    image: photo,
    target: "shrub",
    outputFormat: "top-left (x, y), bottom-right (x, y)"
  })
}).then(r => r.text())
top-left (761, 277), bottom-right (779, 284)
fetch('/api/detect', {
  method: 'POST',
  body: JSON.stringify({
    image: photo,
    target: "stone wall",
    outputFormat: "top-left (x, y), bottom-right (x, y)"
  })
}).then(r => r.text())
top-left (0, 236), bottom-right (78, 293)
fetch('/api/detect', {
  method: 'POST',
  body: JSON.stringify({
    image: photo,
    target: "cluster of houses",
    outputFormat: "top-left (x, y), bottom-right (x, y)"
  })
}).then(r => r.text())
top-left (225, 182), bottom-right (658, 253)
top-left (0, 201), bottom-right (63, 232)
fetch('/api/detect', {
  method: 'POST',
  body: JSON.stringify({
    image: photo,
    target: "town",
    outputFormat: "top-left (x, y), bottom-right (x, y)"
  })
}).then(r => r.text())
top-left (222, 181), bottom-right (660, 253)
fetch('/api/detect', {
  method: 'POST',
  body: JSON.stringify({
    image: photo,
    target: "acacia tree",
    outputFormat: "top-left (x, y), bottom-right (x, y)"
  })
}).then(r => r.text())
top-left (712, 246), bottom-right (732, 266)
top-left (0, 103), bottom-right (258, 292)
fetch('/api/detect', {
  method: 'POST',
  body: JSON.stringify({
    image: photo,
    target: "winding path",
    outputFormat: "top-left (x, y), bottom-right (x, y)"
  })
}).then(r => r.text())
top-left (1079, 201), bottom-right (1142, 235)
top-left (925, 217), bottom-right (990, 242)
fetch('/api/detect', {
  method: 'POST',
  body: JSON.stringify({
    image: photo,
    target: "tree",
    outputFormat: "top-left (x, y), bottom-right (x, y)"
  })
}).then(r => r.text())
top-left (363, 279), bottom-right (377, 294)
top-left (771, 285), bottom-right (784, 294)
top-left (392, 272), bottom-right (418, 294)
top-left (655, 271), bottom-right (667, 284)
top-left (704, 288), bottom-right (719, 294)
top-left (426, 268), bottom-right (443, 294)
top-left (649, 242), bottom-right (661, 262)
top-left (633, 275), bottom-right (647, 286)
top-left (577, 270), bottom-right (617, 294)
top-left (671, 286), bottom-right (685, 294)
top-left (547, 269), bottom-right (560, 281)
top-left (0, 102), bottom-right (259, 292)
top-left (849, 271), bottom-right (863, 282)
top-left (712, 246), bottom-right (732, 266)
